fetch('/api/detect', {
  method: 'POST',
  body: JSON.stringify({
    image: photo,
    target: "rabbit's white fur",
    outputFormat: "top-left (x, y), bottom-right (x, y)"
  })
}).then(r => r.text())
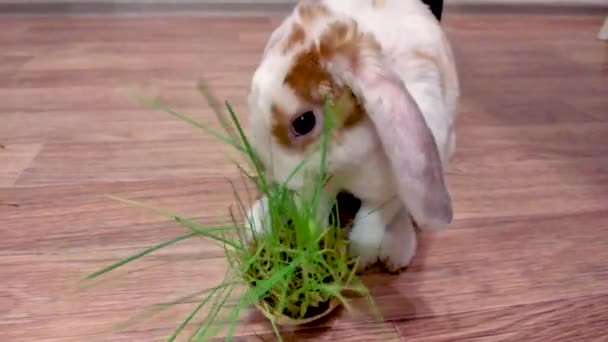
top-left (245, 0), bottom-right (459, 272)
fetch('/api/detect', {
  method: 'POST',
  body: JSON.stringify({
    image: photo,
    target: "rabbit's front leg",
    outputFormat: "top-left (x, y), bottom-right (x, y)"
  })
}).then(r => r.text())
top-left (244, 195), bottom-right (270, 239)
top-left (348, 197), bottom-right (402, 272)
top-left (379, 207), bottom-right (417, 273)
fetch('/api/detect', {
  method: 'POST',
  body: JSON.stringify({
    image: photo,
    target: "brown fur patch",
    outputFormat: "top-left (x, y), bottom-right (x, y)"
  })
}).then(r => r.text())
top-left (282, 23), bottom-right (306, 54)
top-left (297, 2), bottom-right (331, 24)
top-left (272, 20), bottom-right (378, 150)
top-left (334, 90), bottom-right (365, 128)
top-left (271, 104), bottom-right (292, 147)
top-left (319, 20), bottom-right (382, 73)
top-left (284, 47), bottom-right (332, 103)
top-left (284, 43), bottom-right (366, 128)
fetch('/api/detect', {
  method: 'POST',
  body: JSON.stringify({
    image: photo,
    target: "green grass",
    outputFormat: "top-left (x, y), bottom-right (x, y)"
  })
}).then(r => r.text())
top-left (84, 80), bottom-right (381, 341)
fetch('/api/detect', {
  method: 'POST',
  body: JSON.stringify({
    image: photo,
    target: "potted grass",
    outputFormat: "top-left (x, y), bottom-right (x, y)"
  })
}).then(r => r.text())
top-left (84, 80), bottom-right (381, 341)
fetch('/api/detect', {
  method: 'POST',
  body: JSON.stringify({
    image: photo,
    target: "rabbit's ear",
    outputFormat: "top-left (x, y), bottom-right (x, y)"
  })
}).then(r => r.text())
top-left (263, 18), bottom-right (291, 56)
top-left (321, 23), bottom-right (452, 229)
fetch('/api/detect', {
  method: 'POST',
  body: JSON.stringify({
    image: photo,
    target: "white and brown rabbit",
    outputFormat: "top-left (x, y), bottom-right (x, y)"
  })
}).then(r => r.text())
top-left (245, 0), bottom-right (459, 272)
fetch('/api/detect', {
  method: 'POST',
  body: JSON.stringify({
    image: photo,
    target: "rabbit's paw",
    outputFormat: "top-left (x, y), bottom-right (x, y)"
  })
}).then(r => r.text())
top-left (347, 207), bottom-right (387, 272)
top-left (244, 195), bottom-right (270, 240)
top-left (379, 209), bottom-right (417, 273)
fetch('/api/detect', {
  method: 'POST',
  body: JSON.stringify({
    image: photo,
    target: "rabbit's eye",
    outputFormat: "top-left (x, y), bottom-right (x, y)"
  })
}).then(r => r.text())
top-left (291, 111), bottom-right (316, 136)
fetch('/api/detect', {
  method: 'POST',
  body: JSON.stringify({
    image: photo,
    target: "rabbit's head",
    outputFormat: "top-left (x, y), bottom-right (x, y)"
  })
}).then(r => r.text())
top-left (246, 2), bottom-right (452, 229)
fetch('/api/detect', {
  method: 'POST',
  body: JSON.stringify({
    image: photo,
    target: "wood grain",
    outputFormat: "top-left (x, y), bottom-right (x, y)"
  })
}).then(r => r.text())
top-left (1, 12), bottom-right (607, 342)
top-left (396, 294), bottom-right (608, 341)
top-left (0, 144), bottom-right (42, 186)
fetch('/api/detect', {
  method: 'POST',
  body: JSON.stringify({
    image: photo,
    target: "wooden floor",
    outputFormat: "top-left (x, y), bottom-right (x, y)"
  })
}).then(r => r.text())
top-left (1, 11), bottom-right (608, 342)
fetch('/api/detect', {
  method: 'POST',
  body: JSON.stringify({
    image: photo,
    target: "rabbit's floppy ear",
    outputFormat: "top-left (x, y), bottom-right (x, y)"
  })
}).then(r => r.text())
top-left (320, 22), bottom-right (452, 229)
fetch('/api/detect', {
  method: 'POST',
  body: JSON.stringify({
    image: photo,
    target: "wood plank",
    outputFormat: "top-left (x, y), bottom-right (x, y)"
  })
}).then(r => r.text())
top-left (1, 12), bottom-right (607, 342)
top-left (0, 55), bottom-right (32, 77)
top-left (0, 178), bottom-right (256, 254)
top-left (14, 140), bottom-right (243, 185)
top-left (395, 295), bottom-right (608, 341)
top-left (349, 211), bottom-right (608, 322)
top-left (4, 209), bottom-right (607, 340)
top-left (0, 144), bottom-right (42, 186)
top-left (0, 84), bottom-right (249, 113)
top-left (217, 322), bottom-right (402, 342)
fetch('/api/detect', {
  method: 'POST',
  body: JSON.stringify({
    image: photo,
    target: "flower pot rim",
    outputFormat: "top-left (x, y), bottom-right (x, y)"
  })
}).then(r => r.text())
top-left (256, 298), bottom-right (341, 326)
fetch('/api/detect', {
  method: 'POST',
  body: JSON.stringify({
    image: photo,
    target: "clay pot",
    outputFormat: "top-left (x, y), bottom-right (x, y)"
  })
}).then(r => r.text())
top-left (257, 298), bottom-right (341, 326)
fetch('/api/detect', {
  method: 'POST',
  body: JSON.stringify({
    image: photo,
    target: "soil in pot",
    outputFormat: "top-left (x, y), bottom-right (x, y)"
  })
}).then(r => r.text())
top-left (245, 191), bottom-right (362, 322)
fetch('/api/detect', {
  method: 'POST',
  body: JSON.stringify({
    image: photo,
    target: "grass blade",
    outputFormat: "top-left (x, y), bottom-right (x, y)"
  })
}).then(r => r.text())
top-left (197, 79), bottom-right (241, 146)
top-left (138, 97), bottom-right (244, 153)
top-left (85, 232), bottom-right (196, 280)
top-left (192, 283), bottom-right (236, 341)
top-left (105, 194), bottom-right (242, 249)
top-left (224, 101), bottom-right (268, 192)
top-left (166, 281), bottom-right (235, 342)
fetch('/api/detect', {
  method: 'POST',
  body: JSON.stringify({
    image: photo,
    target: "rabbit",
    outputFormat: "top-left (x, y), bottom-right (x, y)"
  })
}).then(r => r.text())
top-left (244, 0), bottom-right (459, 272)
